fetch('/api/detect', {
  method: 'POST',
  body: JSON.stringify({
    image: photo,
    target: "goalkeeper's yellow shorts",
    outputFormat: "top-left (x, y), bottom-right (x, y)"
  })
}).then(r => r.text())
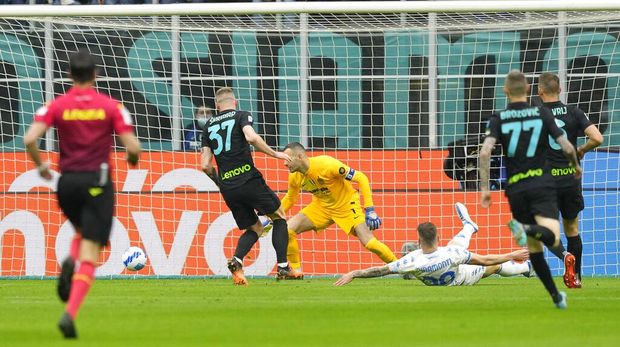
top-left (300, 193), bottom-right (365, 235)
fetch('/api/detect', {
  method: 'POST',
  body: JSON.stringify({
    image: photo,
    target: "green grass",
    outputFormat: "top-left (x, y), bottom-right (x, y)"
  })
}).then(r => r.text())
top-left (1, 277), bottom-right (619, 346)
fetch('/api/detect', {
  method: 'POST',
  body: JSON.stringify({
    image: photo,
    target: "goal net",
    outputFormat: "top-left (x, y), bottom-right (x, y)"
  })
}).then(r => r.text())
top-left (0, 2), bottom-right (618, 278)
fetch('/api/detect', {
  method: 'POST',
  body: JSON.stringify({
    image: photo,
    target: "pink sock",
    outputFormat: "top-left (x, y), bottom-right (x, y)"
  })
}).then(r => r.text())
top-left (69, 235), bottom-right (82, 261)
top-left (66, 261), bottom-right (95, 319)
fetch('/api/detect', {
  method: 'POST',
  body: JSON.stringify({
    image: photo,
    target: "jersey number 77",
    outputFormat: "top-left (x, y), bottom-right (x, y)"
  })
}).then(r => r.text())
top-left (501, 119), bottom-right (542, 157)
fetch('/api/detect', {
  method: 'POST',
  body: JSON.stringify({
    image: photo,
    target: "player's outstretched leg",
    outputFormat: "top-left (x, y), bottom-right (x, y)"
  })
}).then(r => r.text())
top-left (496, 260), bottom-right (534, 277)
top-left (449, 203), bottom-right (478, 249)
top-left (508, 220), bottom-right (528, 247)
top-left (57, 312), bottom-right (77, 339)
top-left (227, 257), bottom-right (248, 286)
top-left (455, 202), bottom-right (479, 232)
top-left (57, 257), bottom-right (75, 303)
top-left (555, 291), bottom-right (568, 309)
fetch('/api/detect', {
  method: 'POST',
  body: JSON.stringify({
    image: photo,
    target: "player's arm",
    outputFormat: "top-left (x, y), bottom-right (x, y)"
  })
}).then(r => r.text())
top-left (23, 121), bottom-right (52, 180)
top-left (479, 135), bottom-right (496, 208)
top-left (280, 175), bottom-right (300, 214)
top-left (467, 249), bottom-right (529, 266)
top-left (118, 132), bottom-right (141, 166)
top-left (242, 125), bottom-right (290, 162)
top-left (333, 264), bottom-right (395, 286)
top-left (201, 146), bottom-right (220, 187)
top-left (577, 124), bottom-right (604, 159)
top-left (542, 109), bottom-right (581, 177)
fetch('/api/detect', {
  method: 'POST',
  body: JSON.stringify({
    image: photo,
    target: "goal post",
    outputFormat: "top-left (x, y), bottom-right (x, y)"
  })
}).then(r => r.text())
top-left (0, 1), bottom-right (618, 278)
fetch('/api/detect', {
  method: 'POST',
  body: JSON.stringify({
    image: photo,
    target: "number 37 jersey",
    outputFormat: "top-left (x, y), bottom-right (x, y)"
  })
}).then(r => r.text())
top-left (388, 247), bottom-right (473, 286)
top-left (201, 109), bottom-right (262, 190)
top-left (486, 102), bottom-right (564, 193)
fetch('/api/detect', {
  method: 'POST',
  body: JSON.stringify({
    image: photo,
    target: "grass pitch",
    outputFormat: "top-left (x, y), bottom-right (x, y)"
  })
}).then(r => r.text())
top-left (1, 277), bottom-right (619, 347)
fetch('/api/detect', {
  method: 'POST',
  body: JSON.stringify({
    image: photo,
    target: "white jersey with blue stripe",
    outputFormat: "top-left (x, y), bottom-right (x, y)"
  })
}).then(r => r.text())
top-left (387, 246), bottom-right (472, 286)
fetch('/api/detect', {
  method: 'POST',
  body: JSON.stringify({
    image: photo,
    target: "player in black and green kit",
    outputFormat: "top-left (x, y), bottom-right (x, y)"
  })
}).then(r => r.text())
top-left (479, 71), bottom-right (582, 309)
top-left (201, 87), bottom-right (301, 285)
top-left (538, 72), bottom-right (604, 288)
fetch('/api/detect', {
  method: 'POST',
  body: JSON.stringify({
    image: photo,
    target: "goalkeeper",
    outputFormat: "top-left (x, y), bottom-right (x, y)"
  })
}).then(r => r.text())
top-left (278, 142), bottom-right (397, 278)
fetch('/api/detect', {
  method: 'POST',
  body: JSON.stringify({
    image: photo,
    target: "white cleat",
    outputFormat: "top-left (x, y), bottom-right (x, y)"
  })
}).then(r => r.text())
top-left (455, 202), bottom-right (479, 233)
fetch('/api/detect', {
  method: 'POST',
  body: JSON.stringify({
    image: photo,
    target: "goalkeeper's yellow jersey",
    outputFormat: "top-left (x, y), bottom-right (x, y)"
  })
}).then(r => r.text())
top-left (281, 155), bottom-right (374, 211)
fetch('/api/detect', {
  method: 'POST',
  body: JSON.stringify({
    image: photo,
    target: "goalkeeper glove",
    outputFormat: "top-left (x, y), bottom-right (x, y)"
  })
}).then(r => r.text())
top-left (365, 206), bottom-right (381, 230)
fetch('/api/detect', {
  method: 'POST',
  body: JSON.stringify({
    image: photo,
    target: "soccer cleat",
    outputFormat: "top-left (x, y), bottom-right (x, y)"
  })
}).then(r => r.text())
top-left (554, 291), bottom-right (568, 309)
top-left (563, 253), bottom-right (579, 289)
top-left (276, 265), bottom-right (304, 281)
top-left (227, 258), bottom-right (248, 286)
top-left (523, 260), bottom-right (536, 278)
top-left (57, 257), bottom-right (75, 303)
top-left (58, 312), bottom-right (77, 339)
top-left (508, 220), bottom-right (527, 247)
top-left (455, 202), bottom-right (478, 232)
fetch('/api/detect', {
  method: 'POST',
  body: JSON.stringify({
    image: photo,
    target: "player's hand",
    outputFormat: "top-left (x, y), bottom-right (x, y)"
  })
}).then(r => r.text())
top-left (480, 191), bottom-right (491, 208)
top-left (365, 207), bottom-right (381, 230)
top-left (37, 162), bottom-right (52, 181)
top-left (333, 272), bottom-right (354, 286)
top-left (510, 249), bottom-right (530, 262)
top-left (574, 164), bottom-right (583, 180)
top-left (126, 152), bottom-right (139, 166)
top-left (274, 151), bottom-right (291, 162)
top-left (577, 147), bottom-right (586, 160)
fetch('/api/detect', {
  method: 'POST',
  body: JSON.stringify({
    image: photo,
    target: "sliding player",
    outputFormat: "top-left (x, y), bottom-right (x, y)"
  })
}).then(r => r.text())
top-left (24, 50), bottom-right (141, 338)
top-left (538, 72), bottom-right (604, 288)
top-left (479, 70), bottom-right (581, 309)
top-left (279, 142), bottom-right (397, 278)
top-left (334, 203), bottom-right (533, 287)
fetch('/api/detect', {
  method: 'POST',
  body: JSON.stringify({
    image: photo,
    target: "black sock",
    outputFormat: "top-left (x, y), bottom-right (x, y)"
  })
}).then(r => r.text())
top-left (234, 229), bottom-right (259, 261)
top-left (271, 219), bottom-right (289, 265)
top-left (524, 224), bottom-right (556, 248)
top-left (548, 241), bottom-right (567, 261)
top-left (530, 252), bottom-right (560, 301)
top-left (567, 235), bottom-right (583, 279)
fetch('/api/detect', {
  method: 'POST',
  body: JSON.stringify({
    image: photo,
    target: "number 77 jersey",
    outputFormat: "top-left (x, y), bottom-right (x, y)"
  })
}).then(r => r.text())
top-left (485, 102), bottom-right (565, 194)
top-left (201, 109), bottom-right (262, 190)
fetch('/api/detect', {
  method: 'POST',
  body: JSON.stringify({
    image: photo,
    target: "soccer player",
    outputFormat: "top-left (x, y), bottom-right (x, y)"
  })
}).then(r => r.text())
top-left (23, 49), bottom-right (141, 338)
top-left (479, 70), bottom-right (582, 309)
top-left (280, 142), bottom-right (397, 277)
top-left (334, 203), bottom-right (532, 287)
top-left (538, 72), bottom-right (604, 288)
top-left (201, 87), bottom-right (298, 285)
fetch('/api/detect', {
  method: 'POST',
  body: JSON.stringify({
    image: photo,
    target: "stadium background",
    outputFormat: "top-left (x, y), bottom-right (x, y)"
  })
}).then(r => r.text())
top-left (0, 24), bottom-right (618, 277)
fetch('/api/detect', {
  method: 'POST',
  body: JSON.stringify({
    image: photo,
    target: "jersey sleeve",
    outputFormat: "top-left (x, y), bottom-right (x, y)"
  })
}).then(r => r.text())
top-left (238, 111), bottom-right (254, 129)
top-left (447, 246), bottom-right (472, 265)
top-left (201, 122), bottom-right (211, 149)
top-left (326, 157), bottom-right (353, 180)
top-left (485, 114), bottom-right (501, 139)
top-left (112, 104), bottom-right (134, 134)
top-left (575, 107), bottom-right (593, 134)
top-left (541, 107), bottom-right (564, 139)
top-left (33, 103), bottom-right (54, 126)
top-left (280, 173), bottom-right (301, 213)
top-left (387, 253), bottom-right (417, 274)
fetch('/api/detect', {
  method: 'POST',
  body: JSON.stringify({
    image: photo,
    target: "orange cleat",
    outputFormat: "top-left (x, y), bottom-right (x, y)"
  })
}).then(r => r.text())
top-left (227, 258), bottom-right (248, 286)
top-left (276, 266), bottom-right (304, 281)
top-left (563, 253), bottom-right (578, 288)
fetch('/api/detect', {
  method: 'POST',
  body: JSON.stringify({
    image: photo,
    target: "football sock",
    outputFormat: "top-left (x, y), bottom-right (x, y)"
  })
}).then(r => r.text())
top-left (497, 260), bottom-right (530, 276)
top-left (529, 252), bottom-right (559, 299)
top-left (234, 229), bottom-right (259, 261)
top-left (523, 224), bottom-right (556, 247)
top-left (448, 225), bottom-right (476, 249)
top-left (69, 235), bottom-right (81, 261)
top-left (567, 235), bottom-right (583, 278)
top-left (287, 229), bottom-right (301, 269)
top-left (548, 242), bottom-right (568, 260)
top-left (271, 219), bottom-right (289, 264)
top-left (365, 237), bottom-right (397, 263)
top-left (66, 261), bottom-right (95, 320)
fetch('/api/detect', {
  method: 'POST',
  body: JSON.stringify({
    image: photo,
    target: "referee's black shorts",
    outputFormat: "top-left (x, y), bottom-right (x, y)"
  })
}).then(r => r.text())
top-left (556, 184), bottom-right (585, 220)
top-left (220, 176), bottom-right (281, 230)
top-left (507, 187), bottom-right (559, 225)
top-left (56, 172), bottom-right (114, 245)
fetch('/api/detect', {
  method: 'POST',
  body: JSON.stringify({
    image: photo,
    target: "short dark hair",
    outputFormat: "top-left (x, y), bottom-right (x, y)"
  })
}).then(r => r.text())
top-left (538, 72), bottom-right (560, 95)
top-left (417, 222), bottom-right (438, 246)
top-left (504, 70), bottom-right (528, 96)
top-left (283, 142), bottom-right (306, 153)
top-left (69, 49), bottom-right (97, 83)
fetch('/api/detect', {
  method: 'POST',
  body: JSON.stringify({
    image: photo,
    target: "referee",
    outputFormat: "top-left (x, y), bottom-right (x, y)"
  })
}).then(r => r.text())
top-left (24, 49), bottom-right (141, 338)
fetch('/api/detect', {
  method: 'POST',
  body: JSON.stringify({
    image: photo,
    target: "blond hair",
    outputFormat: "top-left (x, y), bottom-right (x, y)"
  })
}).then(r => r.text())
top-left (538, 72), bottom-right (560, 95)
top-left (504, 70), bottom-right (528, 97)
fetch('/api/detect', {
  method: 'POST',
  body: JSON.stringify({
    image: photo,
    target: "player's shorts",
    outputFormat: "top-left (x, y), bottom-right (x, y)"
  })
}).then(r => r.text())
top-left (556, 185), bottom-right (584, 220)
top-left (220, 176), bottom-right (281, 230)
top-left (300, 193), bottom-right (364, 235)
top-left (506, 187), bottom-right (559, 224)
top-left (453, 264), bottom-right (486, 286)
top-left (56, 172), bottom-right (114, 246)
